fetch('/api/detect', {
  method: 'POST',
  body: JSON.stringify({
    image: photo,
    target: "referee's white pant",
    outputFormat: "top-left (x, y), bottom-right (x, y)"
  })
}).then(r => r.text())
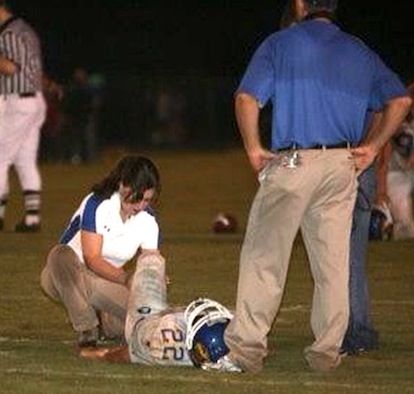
top-left (0, 92), bottom-right (46, 198)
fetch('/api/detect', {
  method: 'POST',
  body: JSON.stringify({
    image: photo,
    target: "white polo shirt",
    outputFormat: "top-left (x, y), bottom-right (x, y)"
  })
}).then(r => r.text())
top-left (60, 192), bottom-right (159, 268)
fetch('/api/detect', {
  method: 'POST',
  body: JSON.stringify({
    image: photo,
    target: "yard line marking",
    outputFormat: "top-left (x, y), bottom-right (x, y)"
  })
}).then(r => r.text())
top-left (373, 300), bottom-right (414, 305)
top-left (2, 368), bottom-right (411, 391)
top-left (1, 295), bottom-right (413, 308)
top-left (163, 233), bottom-right (243, 241)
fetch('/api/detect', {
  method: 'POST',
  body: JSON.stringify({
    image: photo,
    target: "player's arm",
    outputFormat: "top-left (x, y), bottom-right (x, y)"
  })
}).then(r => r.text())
top-left (80, 345), bottom-right (131, 363)
top-left (81, 230), bottom-right (129, 285)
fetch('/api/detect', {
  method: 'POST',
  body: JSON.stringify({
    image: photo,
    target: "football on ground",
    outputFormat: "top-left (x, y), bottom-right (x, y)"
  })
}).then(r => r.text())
top-left (212, 213), bottom-right (237, 233)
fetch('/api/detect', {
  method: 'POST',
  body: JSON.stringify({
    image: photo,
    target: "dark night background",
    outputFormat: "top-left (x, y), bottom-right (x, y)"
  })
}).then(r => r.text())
top-left (11, 0), bottom-right (414, 82)
top-left (8, 1), bottom-right (414, 149)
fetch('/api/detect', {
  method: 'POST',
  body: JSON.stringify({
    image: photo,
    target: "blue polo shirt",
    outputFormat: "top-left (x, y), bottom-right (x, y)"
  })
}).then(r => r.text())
top-left (237, 20), bottom-right (408, 150)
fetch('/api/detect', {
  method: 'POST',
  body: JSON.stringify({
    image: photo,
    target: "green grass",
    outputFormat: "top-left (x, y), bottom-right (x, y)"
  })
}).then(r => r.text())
top-left (1, 147), bottom-right (414, 394)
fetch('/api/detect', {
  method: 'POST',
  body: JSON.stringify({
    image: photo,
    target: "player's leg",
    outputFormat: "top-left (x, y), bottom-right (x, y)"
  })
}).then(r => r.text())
top-left (388, 171), bottom-right (414, 239)
top-left (406, 173), bottom-right (414, 236)
top-left (125, 252), bottom-right (168, 342)
top-left (13, 94), bottom-right (46, 232)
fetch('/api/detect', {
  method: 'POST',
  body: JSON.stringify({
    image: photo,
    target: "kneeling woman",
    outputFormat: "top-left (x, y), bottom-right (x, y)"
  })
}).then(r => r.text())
top-left (41, 155), bottom-right (161, 347)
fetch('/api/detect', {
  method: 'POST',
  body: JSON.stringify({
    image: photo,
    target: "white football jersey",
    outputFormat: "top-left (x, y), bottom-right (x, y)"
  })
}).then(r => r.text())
top-left (128, 309), bottom-right (193, 367)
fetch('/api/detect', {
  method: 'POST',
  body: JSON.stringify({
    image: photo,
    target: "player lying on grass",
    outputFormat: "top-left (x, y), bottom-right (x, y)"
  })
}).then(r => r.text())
top-left (80, 251), bottom-right (242, 372)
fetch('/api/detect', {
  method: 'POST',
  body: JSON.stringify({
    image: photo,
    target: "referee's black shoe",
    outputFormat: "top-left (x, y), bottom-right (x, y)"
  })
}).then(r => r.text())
top-left (14, 220), bottom-right (41, 233)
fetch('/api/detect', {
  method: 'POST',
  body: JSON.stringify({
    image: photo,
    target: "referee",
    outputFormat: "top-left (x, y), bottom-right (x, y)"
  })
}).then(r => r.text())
top-left (0, 0), bottom-right (46, 232)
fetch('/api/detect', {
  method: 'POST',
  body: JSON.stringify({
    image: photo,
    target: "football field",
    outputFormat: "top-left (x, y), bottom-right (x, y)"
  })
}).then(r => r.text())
top-left (1, 147), bottom-right (413, 394)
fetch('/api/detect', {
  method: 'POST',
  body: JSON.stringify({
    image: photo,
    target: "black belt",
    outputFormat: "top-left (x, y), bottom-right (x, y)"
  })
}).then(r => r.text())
top-left (19, 92), bottom-right (36, 98)
top-left (278, 142), bottom-right (355, 152)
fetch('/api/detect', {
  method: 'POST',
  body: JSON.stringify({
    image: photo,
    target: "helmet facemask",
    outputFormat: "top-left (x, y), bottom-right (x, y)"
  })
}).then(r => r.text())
top-left (185, 298), bottom-right (233, 367)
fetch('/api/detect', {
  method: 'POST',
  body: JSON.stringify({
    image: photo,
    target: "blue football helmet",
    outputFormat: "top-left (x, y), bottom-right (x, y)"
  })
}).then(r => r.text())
top-left (184, 298), bottom-right (233, 368)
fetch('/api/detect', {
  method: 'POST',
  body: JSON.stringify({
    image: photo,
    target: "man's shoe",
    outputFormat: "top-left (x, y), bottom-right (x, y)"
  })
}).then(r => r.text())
top-left (340, 346), bottom-right (376, 357)
top-left (14, 220), bottom-right (41, 233)
top-left (339, 347), bottom-right (349, 358)
top-left (341, 329), bottom-right (379, 357)
top-left (201, 355), bottom-right (243, 373)
top-left (0, 218), bottom-right (4, 231)
top-left (78, 328), bottom-right (99, 348)
top-left (304, 349), bottom-right (341, 372)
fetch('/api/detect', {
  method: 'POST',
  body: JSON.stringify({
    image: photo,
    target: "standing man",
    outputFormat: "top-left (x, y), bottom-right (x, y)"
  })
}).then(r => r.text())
top-left (279, 0), bottom-right (381, 358)
top-left (341, 141), bottom-right (380, 355)
top-left (211, 0), bottom-right (411, 373)
top-left (0, 0), bottom-right (46, 232)
top-left (61, 66), bottom-right (94, 164)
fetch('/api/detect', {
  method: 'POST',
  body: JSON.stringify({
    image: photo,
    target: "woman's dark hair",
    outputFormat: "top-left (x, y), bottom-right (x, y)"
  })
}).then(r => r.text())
top-left (91, 155), bottom-right (160, 201)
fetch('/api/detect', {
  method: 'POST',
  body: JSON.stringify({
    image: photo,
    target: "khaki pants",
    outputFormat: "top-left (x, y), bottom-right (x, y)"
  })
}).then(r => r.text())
top-left (225, 149), bottom-right (358, 372)
top-left (40, 244), bottom-right (128, 334)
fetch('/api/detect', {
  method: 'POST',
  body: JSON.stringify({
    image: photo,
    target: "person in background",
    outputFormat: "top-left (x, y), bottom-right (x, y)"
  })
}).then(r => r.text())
top-left (0, 0), bottom-right (46, 232)
top-left (40, 155), bottom-right (161, 347)
top-left (386, 105), bottom-right (414, 239)
top-left (61, 66), bottom-right (94, 164)
top-left (368, 83), bottom-right (414, 241)
top-left (40, 75), bottom-right (64, 162)
top-left (341, 113), bottom-right (381, 355)
top-left (210, 0), bottom-right (411, 373)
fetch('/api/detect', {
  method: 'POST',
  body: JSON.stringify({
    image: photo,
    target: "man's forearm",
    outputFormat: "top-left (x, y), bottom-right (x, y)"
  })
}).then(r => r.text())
top-left (366, 95), bottom-right (412, 152)
top-left (235, 92), bottom-right (262, 153)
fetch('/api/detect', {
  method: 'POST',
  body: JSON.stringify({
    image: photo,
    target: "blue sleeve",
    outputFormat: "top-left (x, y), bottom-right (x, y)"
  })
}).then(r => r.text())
top-left (59, 194), bottom-right (102, 244)
top-left (369, 54), bottom-right (408, 110)
top-left (237, 37), bottom-right (275, 107)
top-left (59, 215), bottom-right (81, 244)
top-left (81, 194), bottom-right (102, 232)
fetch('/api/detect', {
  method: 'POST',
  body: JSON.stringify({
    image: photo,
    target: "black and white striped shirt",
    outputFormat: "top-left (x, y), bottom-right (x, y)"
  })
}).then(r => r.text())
top-left (0, 16), bottom-right (43, 95)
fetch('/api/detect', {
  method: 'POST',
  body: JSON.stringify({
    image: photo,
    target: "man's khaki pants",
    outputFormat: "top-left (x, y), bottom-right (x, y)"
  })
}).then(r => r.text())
top-left (225, 149), bottom-right (358, 372)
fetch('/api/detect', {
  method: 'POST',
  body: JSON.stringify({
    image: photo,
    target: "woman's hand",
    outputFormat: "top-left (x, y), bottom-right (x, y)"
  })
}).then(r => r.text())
top-left (81, 230), bottom-right (129, 285)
